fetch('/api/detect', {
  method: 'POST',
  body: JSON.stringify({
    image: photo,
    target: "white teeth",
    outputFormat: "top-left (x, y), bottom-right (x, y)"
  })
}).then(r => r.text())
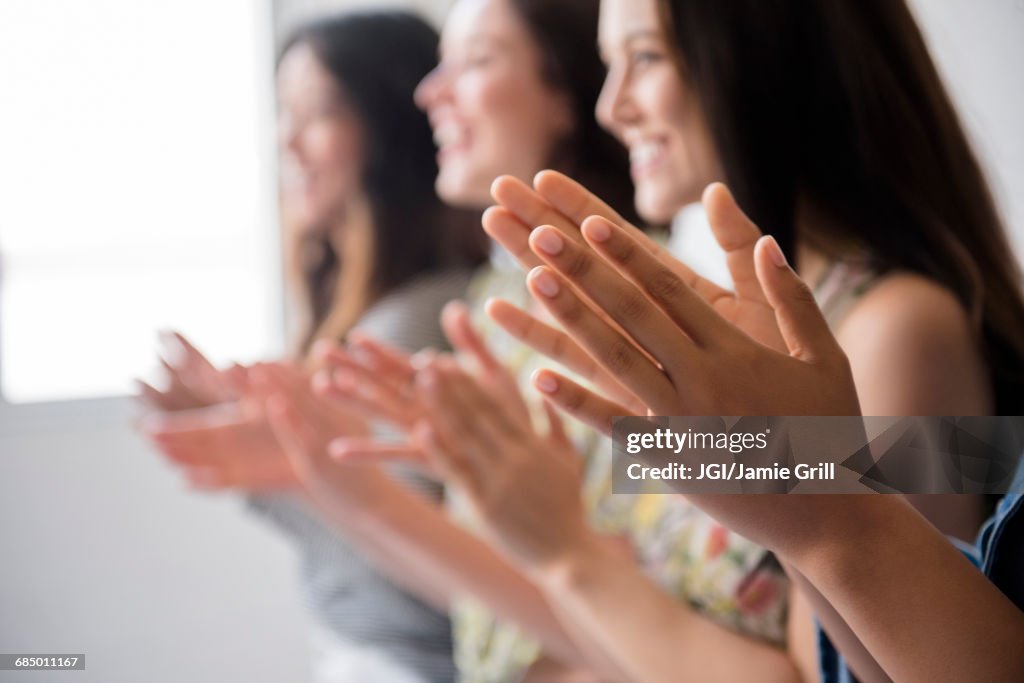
top-left (629, 141), bottom-right (665, 167)
top-left (433, 122), bottom-right (467, 149)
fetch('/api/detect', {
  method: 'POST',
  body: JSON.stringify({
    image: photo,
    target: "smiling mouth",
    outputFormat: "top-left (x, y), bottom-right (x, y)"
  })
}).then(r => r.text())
top-left (433, 121), bottom-right (470, 161)
top-left (629, 140), bottom-right (667, 176)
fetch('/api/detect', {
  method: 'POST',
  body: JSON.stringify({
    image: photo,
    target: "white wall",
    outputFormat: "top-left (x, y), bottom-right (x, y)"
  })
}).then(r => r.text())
top-left (0, 401), bottom-right (310, 683)
top-left (908, 0), bottom-right (1024, 250)
top-left (1, 2), bottom-right (1022, 682)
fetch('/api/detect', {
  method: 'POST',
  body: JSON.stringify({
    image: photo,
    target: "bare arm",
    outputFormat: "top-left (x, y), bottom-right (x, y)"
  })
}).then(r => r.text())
top-left (252, 363), bottom-right (628, 679)
top-left (534, 535), bottom-right (801, 683)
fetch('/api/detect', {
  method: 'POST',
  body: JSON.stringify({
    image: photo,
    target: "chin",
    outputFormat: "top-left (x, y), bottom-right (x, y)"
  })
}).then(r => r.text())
top-left (636, 195), bottom-right (678, 225)
top-left (637, 180), bottom-right (696, 224)
top-left (437, 171), bottom-right (491, 209)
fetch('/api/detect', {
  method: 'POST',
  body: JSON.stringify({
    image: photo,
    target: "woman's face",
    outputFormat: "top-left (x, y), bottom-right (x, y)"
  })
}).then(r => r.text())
top-left (277, 43), bottom-right (364, 232)
top-left (415, 0), bottom-right (575, 208)
top-left (597, 0), bottom-right (721, 223)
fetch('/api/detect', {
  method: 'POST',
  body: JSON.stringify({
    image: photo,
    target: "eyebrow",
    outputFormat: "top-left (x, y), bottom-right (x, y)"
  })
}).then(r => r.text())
top-left (440, 32), bottom-right (512, 58)
top-left (622, 28), bottom-right (661, 45)
top-left (599, 27), bottom-right (661, 61)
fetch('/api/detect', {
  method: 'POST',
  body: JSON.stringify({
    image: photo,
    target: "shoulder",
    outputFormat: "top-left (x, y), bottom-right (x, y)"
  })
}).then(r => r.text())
top-left (835, 272), bottom-right (991, 414)
top-left (837, 272), bottom-right (974, 354)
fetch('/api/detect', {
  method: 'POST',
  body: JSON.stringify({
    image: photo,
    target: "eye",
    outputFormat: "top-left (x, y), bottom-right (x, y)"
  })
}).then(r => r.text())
top-left (464, 52), bottom-right (494, 69)
top-left (630, 50), bottom-right (663, 68)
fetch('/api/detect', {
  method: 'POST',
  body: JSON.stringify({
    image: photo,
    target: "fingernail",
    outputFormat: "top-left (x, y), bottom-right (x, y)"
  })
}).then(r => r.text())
top-left (764, 235), bottom-right (788, 268)
top-left (410, 350), bottom-right (434, 370)
top-left (311, 338), bottom-right (334, 359)
top-left (532, 227), bottom-right (564, 255)
top-left (529, 268), bottom-right (561, 298)
top-left (417, 366), bottom-right (438, 389)
top-left (327, 439), bottom-right (350, 460)
top-left (533, 371), bottom-right (559, 394)
top-left (583, 218), bottom-right (611, 242)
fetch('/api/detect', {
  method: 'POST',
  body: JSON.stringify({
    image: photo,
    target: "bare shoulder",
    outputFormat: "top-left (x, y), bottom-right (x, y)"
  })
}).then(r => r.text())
top-left (838, 272), bottom-right (974, 346)
top-left (834, 272), bottom-right (991, 414)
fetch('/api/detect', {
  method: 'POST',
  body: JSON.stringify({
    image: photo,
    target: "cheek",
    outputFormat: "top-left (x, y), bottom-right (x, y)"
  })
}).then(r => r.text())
top-left (639, 75), bottom-right (710, 216)
top-left (311, 124), bottom-right (363, 189)
top-left (465, 70), bottom-right (557, 157)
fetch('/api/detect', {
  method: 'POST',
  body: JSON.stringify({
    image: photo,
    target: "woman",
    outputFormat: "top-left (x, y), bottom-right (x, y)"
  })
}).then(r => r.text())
top-left (270, 1), bottom-right (812, 681)
top-left (396, 0), bottom-right (1024, 679)
top-left (423, 222), bottom-right (1024, 683)
top-left (141, 12), bottom-right (487, 683)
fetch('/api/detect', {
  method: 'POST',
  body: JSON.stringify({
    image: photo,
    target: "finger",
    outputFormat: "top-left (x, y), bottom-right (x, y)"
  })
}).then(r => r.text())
top-left (542, 398), bottom-right (571, 448)
top-left (327, 368), bottom-right (414, 427)
top-left (532, 369), bottom-right (634, 437)
top-left (541, 399), bottom-right (585, 475)
top-left (184, 466), bottom-right (228, 491)
top-left (414, 420), bottom-right (481, 493)
top-left (264, 393), bottom-right (315, 462)
top-left (533, 171), bottom-right (731, 301)
top-left (482, 205), bottom-right (542, 271)
top-left (440, 300), bottom-right (501, 373)
top-left (490, 175), bottom-right (588, 243)
top-left (532, 170), bottom-right (627, 228)
top-left (134, 379), bottom-right (172, 411)
top-left (151, 438), bottom-right (219, 467)
top-left (431, 358), bottom-right (522, 447)
top-left (347, 333), bottom-right (416, 381)
top-left (328, 437), bottom-right (426, 466)
top-left (530, 224), bottom-right (707, 370)
top-left (525, 266), bottom-right (675, 408)
top-left (313, 370), bottom-right (390, 421)
top-left (223, 364), bottom-right (250, 395)
top-left (578, 217), bottom-right (735, 349)
top-left (754, 236), bottom-right (840, 363)
top-left (158, 357), bottom-right (193, 395)
top-left (311, 338), bottom-right (346, 369)
top-left (484, 298), bottom-right (647, 414)
top-left (167, 331), bottom-right (212, 366)
top-left (414, 366), bottom-right (489, 483)
top-left (322, 344), bottom-right (412, 396)
top-left (703, 183), bottom-right (768, 304)
top-left (534, 169), bottom-right (686, 265)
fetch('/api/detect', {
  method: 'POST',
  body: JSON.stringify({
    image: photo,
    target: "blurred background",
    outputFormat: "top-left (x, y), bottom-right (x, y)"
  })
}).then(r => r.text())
top-left (0, 0), bottom-right (1021, 681)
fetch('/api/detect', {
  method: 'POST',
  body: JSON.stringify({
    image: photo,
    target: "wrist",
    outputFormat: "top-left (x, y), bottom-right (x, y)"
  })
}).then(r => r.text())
top-left (785, 495), bottom-right (905, 579)
top-left (302, 464), bottom-right (390, 519)
top-left (532, 528), bottom-right (623, 593)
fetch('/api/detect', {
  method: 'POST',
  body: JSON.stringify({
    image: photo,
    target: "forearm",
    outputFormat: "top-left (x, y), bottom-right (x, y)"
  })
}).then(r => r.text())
top-left (537, 534), bottom-right (801, 683)
top-left (784, 567), bottom-right (891, 683)
top-left (790, 496), bottom-right (1024, 683)
top-left (300, 467), bottom-right (612, 674)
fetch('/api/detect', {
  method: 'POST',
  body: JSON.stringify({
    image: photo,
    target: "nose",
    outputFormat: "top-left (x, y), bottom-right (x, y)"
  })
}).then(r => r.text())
top-left (595, 65), bottom-right (638, 134)
top-left (279, 113), bottom-right (303, 158)
top-left (414, 64), bottom-right (449, 112)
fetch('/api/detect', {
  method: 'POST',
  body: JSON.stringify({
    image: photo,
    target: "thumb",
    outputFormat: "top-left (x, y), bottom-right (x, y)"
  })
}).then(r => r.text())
top-left (703, 183), bottom-right (766, 303)
top-left (441, 300), bottom-right (500, 372)
top-left (542, 399), bottom-right (570, 448)
top-left (753, 235), bottom-right (839, 363)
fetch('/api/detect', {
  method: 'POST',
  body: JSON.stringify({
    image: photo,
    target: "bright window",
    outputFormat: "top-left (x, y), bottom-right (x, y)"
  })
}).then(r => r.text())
top-left (0, 0), bottom-right (283, 404)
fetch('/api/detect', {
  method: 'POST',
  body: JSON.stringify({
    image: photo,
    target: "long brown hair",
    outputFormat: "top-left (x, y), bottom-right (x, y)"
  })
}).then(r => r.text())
top-left (658, 0), bottom-right (1024, 413)
top-left (510, 0), bottom-right (638, 224)
top-left (280, 12), bottom-right (487, 356)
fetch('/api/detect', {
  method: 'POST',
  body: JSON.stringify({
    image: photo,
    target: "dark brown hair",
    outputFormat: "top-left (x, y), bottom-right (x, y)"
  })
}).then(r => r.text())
top-left (659, 0), bottom-right (1024, 413)
top-left (510, 0), bottom-right (638, 224)
top-left (281, 12), bottom-right (487, 355)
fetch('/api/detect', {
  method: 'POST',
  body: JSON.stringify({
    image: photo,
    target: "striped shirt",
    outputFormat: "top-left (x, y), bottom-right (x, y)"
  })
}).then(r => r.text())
top-left (249, 267), bottom-right (478, 683)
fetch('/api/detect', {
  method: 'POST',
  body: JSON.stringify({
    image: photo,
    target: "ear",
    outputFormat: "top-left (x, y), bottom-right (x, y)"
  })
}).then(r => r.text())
top-left (548, 90), bottom-right (577, 140)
